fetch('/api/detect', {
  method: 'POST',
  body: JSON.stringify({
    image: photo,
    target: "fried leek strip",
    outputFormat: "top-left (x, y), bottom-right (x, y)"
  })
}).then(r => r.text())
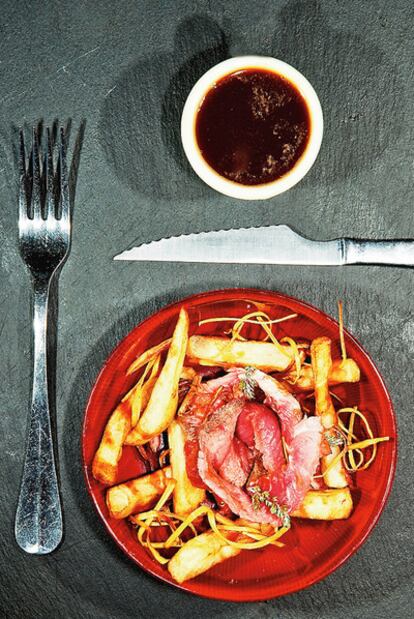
top-left (187, 335), bottom-right (293, 372)
top-left (127, 338), bottom-right (171, 376)
top-left (128, 356), bottom-right (160, 428)
top-left (291, 488), bottom-right (353, 520)
top-left (168, 420), bottom-right (205, 515)
top-left (106, 467), bottom-right (172, 519)
top-left (311, 337), bottom-right (348, 489)
top-left (125, 308), bottom-right (189, 446)
top-left (318, 407), bottom-right (390, 476)
top-left (285, 358), bottom-right (360, 391)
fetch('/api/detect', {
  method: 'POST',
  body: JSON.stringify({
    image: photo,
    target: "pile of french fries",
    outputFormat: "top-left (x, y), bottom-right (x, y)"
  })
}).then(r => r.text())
top-left (92, 305), bottom-right (387, 584)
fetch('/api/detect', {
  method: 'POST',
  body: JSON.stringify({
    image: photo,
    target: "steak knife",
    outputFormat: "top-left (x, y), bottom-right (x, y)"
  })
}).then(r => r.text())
top-left (113, 225), bottom-right (414, 267)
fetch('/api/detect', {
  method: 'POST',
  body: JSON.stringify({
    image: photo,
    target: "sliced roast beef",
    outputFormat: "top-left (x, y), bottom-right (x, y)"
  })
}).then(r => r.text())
top-left (179, 371), bottom-right (243, 487)
top-left (199, 399), bottom-right (244, 469)
top-left (182, 367), bottom-right (322, 523)
top-left (268, 416), bottom-right (323, 511)
top-left (236, 402), bottom-right (285, 473)
top-left (251, 370), bottom-right (303, 443)
top-left (218, 437), bottom-right (254, 487)
top-left (198, 446), bottom-right (280, 524)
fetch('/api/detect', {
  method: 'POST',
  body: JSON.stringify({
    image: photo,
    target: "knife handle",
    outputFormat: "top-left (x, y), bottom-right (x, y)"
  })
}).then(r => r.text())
top-left (344, 239), bottom-right (414, 267)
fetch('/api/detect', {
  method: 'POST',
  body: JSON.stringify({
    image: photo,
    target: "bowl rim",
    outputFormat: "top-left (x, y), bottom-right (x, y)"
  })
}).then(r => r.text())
top-left (180, 56), bottom-right (324, 200)
top-left (82, 287), bottom-right (398, 602)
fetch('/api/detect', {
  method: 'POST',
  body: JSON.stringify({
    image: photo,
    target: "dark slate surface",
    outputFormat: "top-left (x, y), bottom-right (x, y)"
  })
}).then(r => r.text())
top-left (0, 0), bottom-right (413, 617)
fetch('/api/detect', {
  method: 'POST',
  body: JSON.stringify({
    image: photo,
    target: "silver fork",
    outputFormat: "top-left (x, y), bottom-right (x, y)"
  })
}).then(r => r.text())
top-left (15, 126), bottom-right (71, 554)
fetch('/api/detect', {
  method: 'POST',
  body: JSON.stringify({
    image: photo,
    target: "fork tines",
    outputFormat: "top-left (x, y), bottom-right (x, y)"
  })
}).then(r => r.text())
top-left (19, 125), bottom-right (69, 223)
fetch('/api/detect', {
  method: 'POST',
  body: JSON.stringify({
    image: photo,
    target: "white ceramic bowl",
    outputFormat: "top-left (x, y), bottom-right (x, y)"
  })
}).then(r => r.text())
top-left (181, 56), bottom-right (323, 200)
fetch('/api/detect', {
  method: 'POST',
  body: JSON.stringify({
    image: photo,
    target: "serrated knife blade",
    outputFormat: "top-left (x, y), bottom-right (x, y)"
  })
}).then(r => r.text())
top-left (113, 225), bottom-right (414, 267)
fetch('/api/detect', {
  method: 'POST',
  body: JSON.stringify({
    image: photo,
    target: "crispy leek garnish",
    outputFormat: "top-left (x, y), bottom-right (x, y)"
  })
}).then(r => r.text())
top-left (127, 338), bottom-right (171, 376)
top-left (199, 311), bottom-right (298, 361)
top-left (206, 510), bottom-right (289, 550)
top-left (280, 336), bottom-right (301, 382)
top-left (134, 480), bottom-right (177, 564)
top-left (315, 407), bottom-right (390, 478)
top-left (132, 496), bottom-right (290, 565)
top-left (337, 407), bottom-right (390, 471)
top-left (198, 311), bottom-right (298, 334)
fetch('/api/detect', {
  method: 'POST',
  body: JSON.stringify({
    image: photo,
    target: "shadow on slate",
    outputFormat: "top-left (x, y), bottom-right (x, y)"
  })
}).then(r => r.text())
top-left (99, 15), bottom-right (229, 200)
top-left (271, 0), bottom-right (404, 185)
top-left (99, 2), bottom-right (404, 202)
top-left (61, 277), bottom-right (412, 616)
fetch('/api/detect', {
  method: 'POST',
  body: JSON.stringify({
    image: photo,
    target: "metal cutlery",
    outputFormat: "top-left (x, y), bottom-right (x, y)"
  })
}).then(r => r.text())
top-left (114, 225), bottom-right (414, 267)
top-left (15, 126), bottom-right (71, 554)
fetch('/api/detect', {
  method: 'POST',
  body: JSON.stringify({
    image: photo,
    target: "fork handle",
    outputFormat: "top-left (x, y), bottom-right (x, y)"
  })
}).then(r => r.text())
top-left (15, 277), bottom-right (63, 554)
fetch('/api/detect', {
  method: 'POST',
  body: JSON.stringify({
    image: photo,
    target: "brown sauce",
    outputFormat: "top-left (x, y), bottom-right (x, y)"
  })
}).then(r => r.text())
top-left (195, 68), bottom-right (310, 186)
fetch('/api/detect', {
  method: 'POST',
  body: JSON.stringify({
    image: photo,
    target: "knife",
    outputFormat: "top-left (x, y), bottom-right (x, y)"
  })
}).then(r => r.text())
top-left (113, 225), bottom-right (414, 267)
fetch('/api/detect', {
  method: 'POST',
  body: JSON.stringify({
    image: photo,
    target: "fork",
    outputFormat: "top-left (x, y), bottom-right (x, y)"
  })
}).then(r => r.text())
top-left (15, 126), bottom-right (71, 554)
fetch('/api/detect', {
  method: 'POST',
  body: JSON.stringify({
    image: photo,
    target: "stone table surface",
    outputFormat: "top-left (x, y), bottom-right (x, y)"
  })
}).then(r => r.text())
top-left (0, 0), bottom-right (413, 617)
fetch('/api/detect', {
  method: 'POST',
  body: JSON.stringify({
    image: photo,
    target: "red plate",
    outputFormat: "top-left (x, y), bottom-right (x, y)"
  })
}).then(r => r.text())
top-left (82, 288), bottom-right (397, 602)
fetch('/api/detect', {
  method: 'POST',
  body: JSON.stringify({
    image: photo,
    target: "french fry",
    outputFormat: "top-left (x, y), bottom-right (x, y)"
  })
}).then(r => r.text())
top-left (125, 308), bottom-right (189, 445)
top-left (326, 357), bottom-right (360, 385)
top-left (92, 373), bottom-right (156, 484)
top-left (92, 402), bottom-right (131, 485)
top-left (311, 337), bottom-right (337, 429)
top-left (311, 337), bottom-right (348, 488)
top-left (291, 488), bottom-right (353, 520)
top-left (167, 530), bottom-right (241, 584)
top-left (187, 335), bottom-right (293, 372)
top-left (132, 376), bottom-right (156, 424)
top-left (128, 363), bottom-right (160, 428)
top-left (321, 448), bottom-right (349, 488)
top-left (286, 358), bottom-right (360, 391)
top-left (180, 366), bottom-right (197, 380)
top-left (106, 467), bottom-right (172, 519)
top-left (168, 420), bottom-right (205, 515)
